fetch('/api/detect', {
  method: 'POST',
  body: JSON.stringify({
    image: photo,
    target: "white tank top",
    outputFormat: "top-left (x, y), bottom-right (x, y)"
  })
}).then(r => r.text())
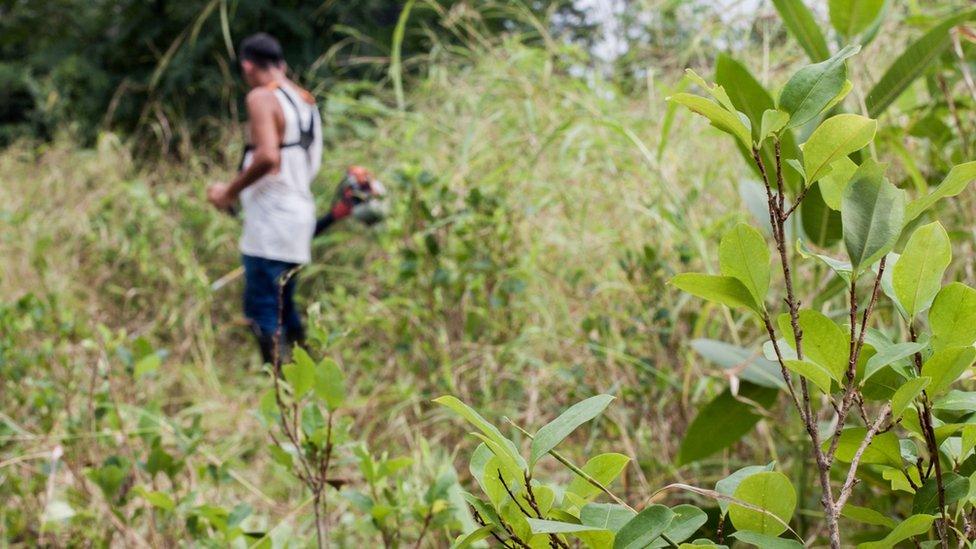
top-left (239, 83), bottom-right (322, 264)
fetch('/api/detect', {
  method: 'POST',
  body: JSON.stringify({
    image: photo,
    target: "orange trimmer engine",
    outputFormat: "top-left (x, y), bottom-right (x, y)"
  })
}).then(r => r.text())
top-left (314, 165), bottom-right (387, 235)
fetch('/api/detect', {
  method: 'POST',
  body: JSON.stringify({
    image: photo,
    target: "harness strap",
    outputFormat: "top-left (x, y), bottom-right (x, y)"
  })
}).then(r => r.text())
top-left (238, 82), bottom-right (317, 172)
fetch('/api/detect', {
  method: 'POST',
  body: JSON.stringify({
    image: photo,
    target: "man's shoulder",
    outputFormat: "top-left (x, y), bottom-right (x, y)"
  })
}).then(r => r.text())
top-left (245, 86), bottom-right (279, 111)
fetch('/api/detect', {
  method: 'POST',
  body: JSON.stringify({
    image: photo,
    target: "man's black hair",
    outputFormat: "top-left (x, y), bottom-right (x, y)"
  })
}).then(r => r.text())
top-left (239, 33), bottom-right (284, 68)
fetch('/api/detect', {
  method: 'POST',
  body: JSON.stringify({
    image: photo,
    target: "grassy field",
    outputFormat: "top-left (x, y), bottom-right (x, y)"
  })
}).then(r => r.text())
top-left (0, 35), bottom-right (761, 545)
top-left (4, 7), bottom-right (973, 545)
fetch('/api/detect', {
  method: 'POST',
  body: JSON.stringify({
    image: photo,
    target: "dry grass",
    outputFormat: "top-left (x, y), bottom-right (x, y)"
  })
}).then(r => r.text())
top-left (0, 38), bottom-right (765, 545)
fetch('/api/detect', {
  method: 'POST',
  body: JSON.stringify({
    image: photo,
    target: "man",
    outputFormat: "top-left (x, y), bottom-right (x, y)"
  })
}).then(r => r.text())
top-left (207, 33), bottom-right (322, 365)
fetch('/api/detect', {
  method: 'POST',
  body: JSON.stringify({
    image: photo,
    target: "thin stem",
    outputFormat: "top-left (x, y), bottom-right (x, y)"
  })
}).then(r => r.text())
top-left (911, 325), bottom-right (950, 548)
top-left (762, 314), bottom-right (804, 418)
top-left (827, 259), bottom-right (887, 464)
top-left (834, 402), bottom-right (892, 511)
top-left (755, 141), bottom-right (839, 548)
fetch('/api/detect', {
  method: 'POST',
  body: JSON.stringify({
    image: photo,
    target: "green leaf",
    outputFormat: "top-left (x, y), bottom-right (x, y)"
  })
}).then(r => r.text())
top-left (801, 185), bottom-right (843, 247)
top-left (890, 377), bottom-right (930, 419)
top-left (829, 429), bottom-right (902, 467)
top-left (649, 505), bottom-right (708, 547)
top-left (568, 453), bottom-right (631, 499)
top-left (667, 93), bottom-right (752, 148)
top-left (779, 45), bottom-right (860, 129)
top-left (134, 353), bottom-right (161, 379)
top-left (856, 514), bottom-right (936, 549)
top-left (818, 156), bottom-right (858, 210)
top-left (580, 503), bottom-right (636, 533)
top-left (714, 55), bottom-right (803, 193)
top-left (784, 360), bottom-right (835, 393)
top-left (760, 109), bottom-right (790, 142)
top-left (771, 0), bottom-right (831, 61)
top-left (136, 487), bottom-right (175, 511)
top-left (920, 346), bottom-right (976, 396)
top-left (829, 0), bottom-right (885, 38)
top-left (866, 9), bottom-right (976, 117)
top-left (716, 463), bottom-right (775, 515)
top-left (690, 339), bottom-right (786, 390)
top-left (526, 518), bottom-right (607, 535)
top-left (841, 166), bottom-right (905, 273)
top-left (531, 395), bottom-right (614, 467)
top-left (730, 531), bottom-right (802, 549)
top-left (714, 56), bottom-right (772, 136)
top-left (719, 223), bottom-right (770, 307)
top-left (933, 391), bottom-right (976, 412)
top-left (313, 357), bottom-right (345, 411)
top-left (613, 505), bottom-right (675, 549)
top-left (913, 473), bottom-right (969, 514)
top-left (670, 273), bottom-right (761, 314)
top-left (728, 471), bottom-right (796, 536)
top-left (962, 425), bottom-right (976, 458)
top-left (433, 396), bottom-right (526, 471)
top-left (862, 339), bottom-right (928, 384)
top-left (452, 526), bottom-right (495, 549)
top-left (778, 309), bottom-right (849, 381)
top-left (930, 282), bottom-right (976, 350)
top-left (905, 161), bottom-right (976, 224)
top-left (678, 384), bottom-right (779, 465)
top-left (881, 467), bottom-right (917, 493)
top-left (283, 354), bottom-right (315, 399)
top-left (803, 114), bottom-right (877, 184)
top-left (683, 69), bottom-right (740, 113)
top-left (892, 222), bottom-right (951, 319)
top-left (797, 239), bottom-right (852, 281)
top-left (841, 505), bottom-right (897, 528)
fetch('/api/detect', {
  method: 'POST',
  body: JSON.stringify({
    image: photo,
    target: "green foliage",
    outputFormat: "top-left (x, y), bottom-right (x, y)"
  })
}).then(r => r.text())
top-left (678, 384), bottom-right (778, 464)
top-left (929, 282), bottom-right (976, 350)
top-left (904, 161), bottom-right (976, 223)
top-left (802, 114), bottom-right (877, 184)
top-left (529, 395), bottom-right (614, 467)
top-left (891, 221), bottom-right (951, 319)
top-left (437, 395), bottom-right (711, 548)
top-left (728, 471), bottom-right (796, 536)
top-left (920, 346), bottom-right (976, 395)
top-left (771, 0), bottom-right (830, 61)
top-left (612, 505), bottom-right (674, 549)
top-left (778, 45), bottom-right (858, 129)
top-left (666, 93), bottom-right (752, 148)
top-left (840, 165), bottom-right (904, 273)
top-left (8, 3), bottom-right (976, 547)
top-left (856, 514), bottom-right (935, 549)
top-left (718, 223), bottom-right (770, 307)
top-left (669, 38), bottom-right (976, 547)
top-left (865, 8), bottom-right (976, 117)
top-left (670, 273), bottom-right (761, 314)
top-left (828, 0), bottom-right (886, 39)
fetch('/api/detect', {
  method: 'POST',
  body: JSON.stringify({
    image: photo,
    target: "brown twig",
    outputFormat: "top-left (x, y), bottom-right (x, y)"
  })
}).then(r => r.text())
top-left (910, 325), bottom-right (950, 548)
top-left (754, 141), bottom-right (839, 547)
top-left (834, 402), bottom-right (892, 511)
top-left (826, 258), bottom-right (887, 464)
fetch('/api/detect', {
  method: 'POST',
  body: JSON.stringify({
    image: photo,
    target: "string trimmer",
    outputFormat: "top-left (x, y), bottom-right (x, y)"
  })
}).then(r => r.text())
top-left (210, 165), bottom-right (388, 291)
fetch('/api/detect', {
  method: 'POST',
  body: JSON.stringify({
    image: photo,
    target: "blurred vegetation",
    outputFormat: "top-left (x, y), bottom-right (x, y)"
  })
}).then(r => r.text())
top-left (3, 0), bottom-right (976, 546)
top-left (0, 0), bottom-right (593, 152)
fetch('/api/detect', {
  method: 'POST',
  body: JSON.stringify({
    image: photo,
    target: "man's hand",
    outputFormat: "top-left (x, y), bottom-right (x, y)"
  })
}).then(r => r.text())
top-left (207, 182), bottom-right (237, 210)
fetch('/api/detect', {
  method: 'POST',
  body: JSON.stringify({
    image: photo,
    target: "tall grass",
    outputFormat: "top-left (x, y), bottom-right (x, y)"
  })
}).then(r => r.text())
top-left (1, 29), bottom-right (773, 545)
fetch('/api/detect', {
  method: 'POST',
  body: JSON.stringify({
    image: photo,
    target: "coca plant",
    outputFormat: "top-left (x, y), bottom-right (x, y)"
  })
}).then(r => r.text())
top-left (436, 394), bottom-right (717, 548)
top-left (669, 43), bottom-right (976, 548)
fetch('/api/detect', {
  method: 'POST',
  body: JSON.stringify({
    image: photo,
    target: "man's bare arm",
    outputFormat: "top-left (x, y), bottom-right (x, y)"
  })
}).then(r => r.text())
top-left (227, 89), bottom-right (282, 197)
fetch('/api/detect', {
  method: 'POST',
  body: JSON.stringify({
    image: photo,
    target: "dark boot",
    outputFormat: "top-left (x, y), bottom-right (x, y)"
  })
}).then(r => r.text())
top-left (286, 325), bottom-right (308, 354)
top-left (251, 324), bottom-right (281, 367)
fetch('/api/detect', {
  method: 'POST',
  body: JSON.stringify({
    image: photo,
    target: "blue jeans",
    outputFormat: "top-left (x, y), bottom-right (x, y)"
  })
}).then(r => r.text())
top-left (242, 254), bottom-right (304, 342)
